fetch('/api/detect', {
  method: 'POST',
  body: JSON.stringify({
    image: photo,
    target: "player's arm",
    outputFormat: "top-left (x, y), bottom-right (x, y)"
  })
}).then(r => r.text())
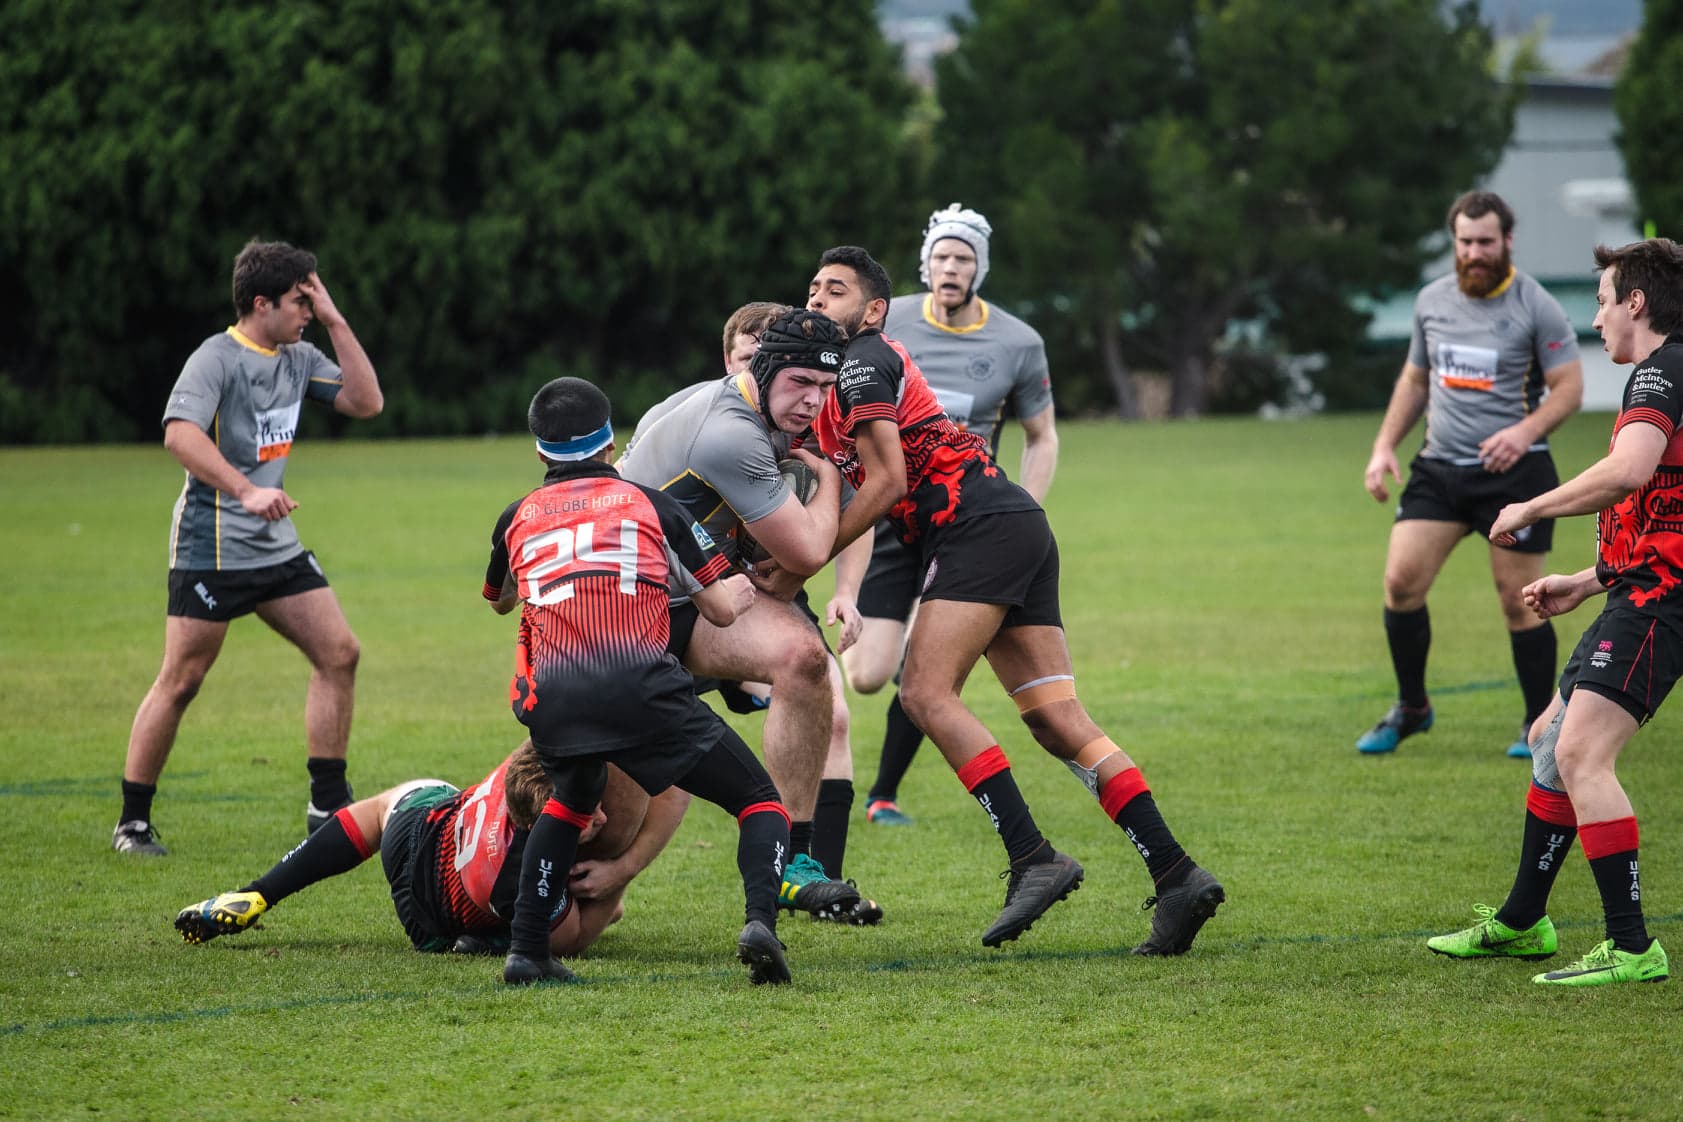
top-left (569, 788), bottom-right (693, 901)
top-left (642, 483), bottom-right (753, 625)
top-left (300, 272), bottom-right (384, 419)
top-left (825, 530), bottom-right (873, 654)
top-left (1363, 362), bottom-right (1429, 502)
top-left (1016, 404), bottom-right (1058, 503)
top-left (832, 420), bottom-right (906, 553)
top-left (1478, 358), bottom-right (1584, 473)
top-left (1491, 421), bottom-right (1669, 544)
top-left (163, 419), bottom-right (298, 521)
top-left (481, 502), bottom-right (520, 612)
top-left (739, 447), bottom-right (842, 578)
top-left (1522, 566), bottom-right (1605, 621)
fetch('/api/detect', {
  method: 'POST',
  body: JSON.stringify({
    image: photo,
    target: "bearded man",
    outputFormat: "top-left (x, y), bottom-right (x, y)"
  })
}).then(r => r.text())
top-left (1356, 191), bottom-right (1584, 759)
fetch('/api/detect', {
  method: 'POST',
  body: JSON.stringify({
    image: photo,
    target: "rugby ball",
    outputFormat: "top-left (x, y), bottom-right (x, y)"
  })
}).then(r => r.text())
top-left (737, 458), bottom-right (820, 566)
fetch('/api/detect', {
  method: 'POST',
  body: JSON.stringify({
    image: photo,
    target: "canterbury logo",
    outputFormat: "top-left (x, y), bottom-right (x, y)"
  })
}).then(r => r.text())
top-left (820, 351), bottom-right (840, 366)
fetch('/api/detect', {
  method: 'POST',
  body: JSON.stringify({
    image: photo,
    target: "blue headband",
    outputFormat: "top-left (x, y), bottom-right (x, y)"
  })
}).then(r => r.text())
top-left (535, 420), bottom-right (613, 461)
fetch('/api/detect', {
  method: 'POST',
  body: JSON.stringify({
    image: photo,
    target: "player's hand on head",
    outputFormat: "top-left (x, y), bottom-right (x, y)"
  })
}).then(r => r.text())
top-left (240, 485), bottom-right (298, 521)
top-left (1363, 450), bottom-right (1400, 503)
top-left (297, 272), bottom-right (344, 327)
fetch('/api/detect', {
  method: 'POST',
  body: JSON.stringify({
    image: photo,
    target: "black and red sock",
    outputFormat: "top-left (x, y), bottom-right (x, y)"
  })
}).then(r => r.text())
top-left (1100, 767), bottom-right (1187, 885)
top-left (956, 746), bottom-right (1047, 865)
top-left (508, 799), bottom-right (589, 957)
top-left (1496, 783), bottom-right (1577, 930)
top-left (247, 807), bottom-right (373, 904)
top-left (737, 801), bottom-right (792, 927)
top-left (1581, 816), bottom-right (1649, 953)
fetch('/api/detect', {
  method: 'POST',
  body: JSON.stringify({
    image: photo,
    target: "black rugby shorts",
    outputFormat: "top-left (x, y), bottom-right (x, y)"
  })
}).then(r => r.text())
top-left (1396, 452), bottom-right (1558, 553)
top-left (166, 550), bottom-right (330, 621)
top-left (920, 509), bottom-right (1062, 629)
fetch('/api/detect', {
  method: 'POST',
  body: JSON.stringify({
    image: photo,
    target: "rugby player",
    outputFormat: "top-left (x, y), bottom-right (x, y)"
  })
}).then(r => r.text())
top-left (1358, 192), bottom-right (1583, 757)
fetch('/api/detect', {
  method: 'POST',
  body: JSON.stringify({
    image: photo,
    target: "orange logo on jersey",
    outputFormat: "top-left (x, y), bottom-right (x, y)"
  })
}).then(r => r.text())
top-left (257, 440), bottom-right (292, 462)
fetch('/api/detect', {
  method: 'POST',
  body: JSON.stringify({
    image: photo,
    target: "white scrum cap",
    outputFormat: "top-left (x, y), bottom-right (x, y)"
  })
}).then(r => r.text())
top-left (919, 202), bottom-right (992, 292)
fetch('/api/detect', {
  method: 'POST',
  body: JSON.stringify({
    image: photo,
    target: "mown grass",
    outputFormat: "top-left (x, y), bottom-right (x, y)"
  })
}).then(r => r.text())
top-left (3, 413), bottom-right (1679, 1121)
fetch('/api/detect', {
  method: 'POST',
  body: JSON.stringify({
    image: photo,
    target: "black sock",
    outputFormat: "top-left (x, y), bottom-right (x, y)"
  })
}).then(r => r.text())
top-left (811, 779), bottom-right (854, 878)
top-left (789, 819), bottom-right (814, 857)
top-left (509, 811), bottom-right (582, 957)
top-left (738, 808), bottom-right (790, 927)
top-left (1582, 817), bottom-right (1649, 953)
top-left (1111, 792), bottom-right (1189, 885)
top-left (1384, 606), bottom-right (1431, 709)
top-left (306, 757), bottom-right (351, 811)
top-left (867, 694), bottom-right (924, 805)
top-left (120, 780), bottom-right (156, 825)
top-left (1509, 622), bottom-right (1557, 726)
top-left (958, 747), bottom-right (1047, 865)
top-left (248, 813), bottom-right (370, 904)
top-left (1495, 806), bottom-right (1576, 930)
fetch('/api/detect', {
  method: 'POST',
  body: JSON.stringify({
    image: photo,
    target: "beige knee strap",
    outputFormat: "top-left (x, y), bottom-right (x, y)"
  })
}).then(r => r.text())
top-left (1062, 735), bottom-right (1122, 798)
top-left (1010, 675), bottom-right (1077, 714)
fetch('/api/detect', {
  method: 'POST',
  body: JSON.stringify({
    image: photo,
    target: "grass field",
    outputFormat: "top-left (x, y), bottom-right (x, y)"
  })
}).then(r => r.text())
top-left (3, 413), bottom-right (1680, 1121)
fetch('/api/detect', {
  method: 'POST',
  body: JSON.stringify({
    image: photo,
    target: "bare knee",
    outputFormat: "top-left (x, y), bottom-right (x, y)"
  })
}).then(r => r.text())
top-left (1020, 701), bottom-right (1100, 757)
top-left (1382, 564), bottom-right (1429, 610)
top-left (1554, 740), bottom-right (1595, 791)
top-left (896, 680), bottom-right (944, 733)
top-left (778, 635), bottom-right (829, 690)
top-left (316, 634), bottom-right (361, 678)
top-left (152, 665), bottom-right (210, 711)
top-left (843, 650), bottom-right (893, 695)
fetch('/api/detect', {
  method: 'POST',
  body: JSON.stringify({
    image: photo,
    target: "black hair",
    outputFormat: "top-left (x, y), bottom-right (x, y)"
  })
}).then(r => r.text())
top-left (817, 245), bottom-right (892, 305)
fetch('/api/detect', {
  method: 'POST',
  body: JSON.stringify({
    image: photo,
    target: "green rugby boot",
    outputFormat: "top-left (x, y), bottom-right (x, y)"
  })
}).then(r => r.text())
top-left (1427, 904), bottom-right (1557, 961)
top-left (1534, 938), bottom-right (1668, 987)
top-left (777, 852), bottom-right (860, 917)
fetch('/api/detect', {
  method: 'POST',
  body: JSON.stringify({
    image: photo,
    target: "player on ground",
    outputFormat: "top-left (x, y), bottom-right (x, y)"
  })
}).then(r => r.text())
top-left (1426, 238), bottom-right (1683, 987)
top-left (618, 308), bottom-right (880, 924)
top-left (848, 203), bottom-right (1058, 827)
top-left (117, 239), bottom-right (384, 856)
top-left (807, 246), bottom-right (1224, 953)
top-left (1359, 191), bottom-right (1583, 758)
top-left (174, 743), bottom-right (685, 959)
top-left (487, 377), bottom-right (793, 986)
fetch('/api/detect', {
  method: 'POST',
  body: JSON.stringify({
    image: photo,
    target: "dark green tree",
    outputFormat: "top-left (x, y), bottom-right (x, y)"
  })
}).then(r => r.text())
top-left (0, 0), bottom-right (918, 443)
top-left (934, 0), bottom-right (1515, 416)
top-left (1615, 0), bottom-right (1683, 237)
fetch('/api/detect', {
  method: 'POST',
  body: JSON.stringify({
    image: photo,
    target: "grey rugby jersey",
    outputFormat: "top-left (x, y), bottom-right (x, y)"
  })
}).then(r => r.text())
top-left (883, 294), bottom-right (1052, 452)
top-left (162, 328), bottom-right (342, 570)
top-left (619, 372), bottom-right (796, 570)
top-left (1406, 270), bottom-right (1579, 465)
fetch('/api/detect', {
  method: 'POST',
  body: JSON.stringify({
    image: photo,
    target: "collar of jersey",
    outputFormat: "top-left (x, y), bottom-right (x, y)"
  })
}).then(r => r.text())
top-left (1477, 267), bottom-right (1517, 301)
top-left (226, 326), bottom-right (279, 356)
top-left (921, 293), bottom-right (990, 334)
top-left (731, 370), bottom-right (759, 410)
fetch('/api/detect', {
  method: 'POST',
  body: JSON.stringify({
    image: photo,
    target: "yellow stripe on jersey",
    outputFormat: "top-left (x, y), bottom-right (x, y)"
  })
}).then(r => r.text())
top-left (1481, 267), bottom-right (1517, 301)
top-left (920, 293), bottom-right (991, 335)
top-left (226, 326), bottom-right (278, 356)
